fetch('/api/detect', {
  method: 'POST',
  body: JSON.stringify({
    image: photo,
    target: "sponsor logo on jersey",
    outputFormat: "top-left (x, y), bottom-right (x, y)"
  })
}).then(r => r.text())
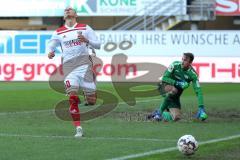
top-left (168, 64), bottom-right (174, 72)
top-left (63, 39), bottom-right (81, 48)
top-left (184, 74), bottom-right (189, 80)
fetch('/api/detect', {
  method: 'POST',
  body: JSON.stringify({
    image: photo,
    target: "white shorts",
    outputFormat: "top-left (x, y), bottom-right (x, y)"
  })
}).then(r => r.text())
top-left (64, 64), bottom-right (96, 94)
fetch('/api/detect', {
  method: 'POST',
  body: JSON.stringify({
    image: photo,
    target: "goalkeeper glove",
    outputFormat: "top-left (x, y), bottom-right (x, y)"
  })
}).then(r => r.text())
top-left (196, 105), bottom-right (208, 121)
top-left (175, 81), bottom-right (189, 89)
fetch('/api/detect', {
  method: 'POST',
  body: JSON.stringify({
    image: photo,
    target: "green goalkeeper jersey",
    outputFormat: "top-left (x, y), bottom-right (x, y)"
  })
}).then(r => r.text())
top-left (162, 61), bottom-right (204, 106)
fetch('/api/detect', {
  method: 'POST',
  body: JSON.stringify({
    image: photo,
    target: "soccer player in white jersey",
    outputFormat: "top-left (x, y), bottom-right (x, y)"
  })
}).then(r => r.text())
top-left (47, 6), bottom-right (101, 137)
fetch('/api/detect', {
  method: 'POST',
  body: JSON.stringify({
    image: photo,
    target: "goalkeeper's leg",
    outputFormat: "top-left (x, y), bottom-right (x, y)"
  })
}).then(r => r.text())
top-left (149, 98), bottom-right (182, 121)
top-left (160, 107), bottom-right (181, 122)
top-left (167, 96), bottom-right (182, 121)
top-left (147, 83), bottom-right (179, 120)
top-left (169, 108), bottom-right (181, 121)
top-left (161, 98), bottom-right (181, 122)
top-left (159, 82), bottom-right (179, 114)
top-left (147, 97), bottom-right (170, 121)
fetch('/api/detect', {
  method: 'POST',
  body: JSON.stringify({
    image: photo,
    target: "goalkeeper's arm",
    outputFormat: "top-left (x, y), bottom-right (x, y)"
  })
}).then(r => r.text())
top-left (192, 78), bottom-right (204, 107)
top-left (162, 62), bottom-right (188, 89)
top-left (162, 71), bottom-right (176, 86)
top-left (192, 78), bottom-right (208, 120)
top-left (162, 70), bottom-right (188, 89)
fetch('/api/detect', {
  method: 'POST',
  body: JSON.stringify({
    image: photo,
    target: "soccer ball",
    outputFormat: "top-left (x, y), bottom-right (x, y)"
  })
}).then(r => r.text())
top-left (177, 135), bottom-right (198, 155)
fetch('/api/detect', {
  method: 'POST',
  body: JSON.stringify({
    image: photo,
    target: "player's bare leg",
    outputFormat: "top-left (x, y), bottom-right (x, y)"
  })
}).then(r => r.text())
top-left (164, 85), bottom-right (178, 96)
top-left (169, 108), bottom-right (181, 121)
top-left (84, 91), bottom-right (97, 105)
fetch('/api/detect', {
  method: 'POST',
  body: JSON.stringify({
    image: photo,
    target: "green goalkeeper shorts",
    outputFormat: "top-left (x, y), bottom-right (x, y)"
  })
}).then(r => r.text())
top-left (166, 96), bottom-right (181, 109)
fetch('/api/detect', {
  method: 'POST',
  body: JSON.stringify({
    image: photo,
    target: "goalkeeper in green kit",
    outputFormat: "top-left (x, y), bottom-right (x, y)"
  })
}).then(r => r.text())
top-left (147, 53), bottom-right (208, 122)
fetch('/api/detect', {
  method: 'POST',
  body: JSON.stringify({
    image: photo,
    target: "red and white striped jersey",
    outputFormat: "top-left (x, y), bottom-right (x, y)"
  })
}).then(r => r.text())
top-left (48, 23), bottom-right (101, 63)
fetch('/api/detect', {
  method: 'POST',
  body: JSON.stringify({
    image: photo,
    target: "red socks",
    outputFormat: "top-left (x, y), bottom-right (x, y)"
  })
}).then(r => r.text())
top-left (69, 95), bottom-right (80, 127)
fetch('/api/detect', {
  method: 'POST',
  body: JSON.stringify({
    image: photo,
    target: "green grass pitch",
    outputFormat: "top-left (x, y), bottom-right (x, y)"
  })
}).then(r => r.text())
top-left (0, 82), bottom-right (239, 160)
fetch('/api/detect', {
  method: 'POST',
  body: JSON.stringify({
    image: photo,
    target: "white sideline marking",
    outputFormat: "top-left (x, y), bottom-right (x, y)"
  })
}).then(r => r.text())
top-left (108, 134), bottom-right (240, 160)
top-left (0, 109), bottom-right (54, 116)
top-left (0, 98), bottom-right (160, 116)
top-left (0, 133), bottom-right (175, 142)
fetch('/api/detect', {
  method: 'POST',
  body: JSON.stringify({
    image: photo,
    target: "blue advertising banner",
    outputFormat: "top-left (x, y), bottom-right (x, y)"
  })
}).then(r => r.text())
top-left (0, 31), bottom-right (239, 57)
